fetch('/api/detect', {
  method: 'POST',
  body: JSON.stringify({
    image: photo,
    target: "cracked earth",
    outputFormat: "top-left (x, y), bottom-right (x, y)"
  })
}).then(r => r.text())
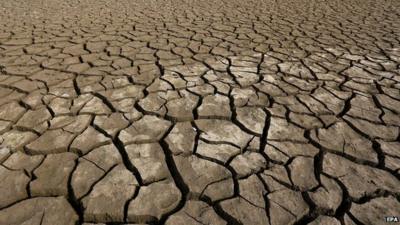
top-left (0, 0), bottom-right (399, 224)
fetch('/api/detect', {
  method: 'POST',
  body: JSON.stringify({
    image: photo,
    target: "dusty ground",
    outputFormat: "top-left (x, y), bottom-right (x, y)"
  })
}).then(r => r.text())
top-left (0, 0), bottom-right (399, 224)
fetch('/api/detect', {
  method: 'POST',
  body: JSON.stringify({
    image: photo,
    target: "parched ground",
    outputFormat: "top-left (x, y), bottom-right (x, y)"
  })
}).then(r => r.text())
top-left (0, 0), bottom-right (399, 224)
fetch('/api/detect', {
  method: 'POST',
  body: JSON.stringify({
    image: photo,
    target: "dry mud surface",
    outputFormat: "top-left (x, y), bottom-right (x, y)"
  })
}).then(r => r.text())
top-left (0, 0), bottom-right (400, 224)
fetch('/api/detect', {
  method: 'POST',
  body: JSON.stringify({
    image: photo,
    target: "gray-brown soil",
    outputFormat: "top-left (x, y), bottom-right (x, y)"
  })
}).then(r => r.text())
top-left (0, 0), bottom-right (399, 224)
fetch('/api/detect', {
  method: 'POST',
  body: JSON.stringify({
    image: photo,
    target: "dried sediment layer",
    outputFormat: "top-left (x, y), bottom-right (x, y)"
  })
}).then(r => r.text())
top-left (0, 0), bottom-right (399, 224)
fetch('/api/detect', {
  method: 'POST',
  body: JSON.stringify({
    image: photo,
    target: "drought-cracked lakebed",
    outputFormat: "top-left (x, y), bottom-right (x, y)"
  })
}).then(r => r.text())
top-left (0, 0), bottom-right (399, 224)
